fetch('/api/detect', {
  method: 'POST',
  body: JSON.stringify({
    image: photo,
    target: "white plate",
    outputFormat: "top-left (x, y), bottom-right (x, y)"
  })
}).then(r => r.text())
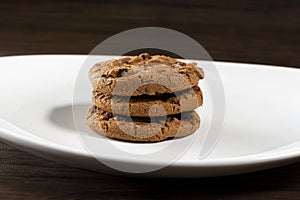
top-left (0, 55), bottom-right (299, 177)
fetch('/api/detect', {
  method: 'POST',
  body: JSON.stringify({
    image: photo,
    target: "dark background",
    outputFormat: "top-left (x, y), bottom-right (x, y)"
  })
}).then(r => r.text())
top-left (0, 0), bottom-right (299, 199)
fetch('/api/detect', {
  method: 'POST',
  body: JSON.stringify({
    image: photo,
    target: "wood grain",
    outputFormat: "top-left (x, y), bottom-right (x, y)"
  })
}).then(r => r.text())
top-left (1, 142), bottom-right (300, 199)
top-left (0, 0), bottom-right (299, 199)
top-left (0, 0), bottom-right (299, 66)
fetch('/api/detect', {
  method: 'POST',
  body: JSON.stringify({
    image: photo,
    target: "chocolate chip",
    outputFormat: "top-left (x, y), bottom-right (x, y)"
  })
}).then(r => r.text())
top-left (116, 68), bottom-right (128, 77)
top-left (139, 53), bottom-right (150, 60)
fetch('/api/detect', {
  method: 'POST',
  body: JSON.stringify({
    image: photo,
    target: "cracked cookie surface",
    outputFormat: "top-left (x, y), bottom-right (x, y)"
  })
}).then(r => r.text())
top-left (89, 53), bottom-right (204, 96)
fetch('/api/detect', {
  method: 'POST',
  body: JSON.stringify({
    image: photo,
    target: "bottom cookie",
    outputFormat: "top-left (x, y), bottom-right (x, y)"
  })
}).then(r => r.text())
top-left (86, 106), bottom-right (200, 142)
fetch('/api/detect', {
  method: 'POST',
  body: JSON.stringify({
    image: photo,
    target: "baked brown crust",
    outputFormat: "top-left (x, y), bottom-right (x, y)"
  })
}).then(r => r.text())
top-left (86, 106), bottom-right (200, 142)
top-left (89, 53), bottom-right (204, 96)
top-left (92, 86), bottom-right (203, 117)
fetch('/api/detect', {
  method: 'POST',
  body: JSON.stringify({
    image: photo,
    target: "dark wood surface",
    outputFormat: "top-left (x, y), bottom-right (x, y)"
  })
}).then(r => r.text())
top-left (0, 0), bottom-right (299, 199)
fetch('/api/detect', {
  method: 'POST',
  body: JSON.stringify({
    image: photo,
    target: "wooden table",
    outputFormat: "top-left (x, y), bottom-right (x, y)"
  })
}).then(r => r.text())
top-left (0, 0), bottom-right (299, 199)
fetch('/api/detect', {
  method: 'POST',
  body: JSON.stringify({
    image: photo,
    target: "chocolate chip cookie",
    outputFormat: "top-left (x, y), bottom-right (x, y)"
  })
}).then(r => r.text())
top-left (89, 53), bottom-right (204, 96)
top-left (87, 53), bottom-right (204, 142)
top-left (87, 106), bottom-right (200, 142)
top-left (92, 86), bottom-right (203, 117)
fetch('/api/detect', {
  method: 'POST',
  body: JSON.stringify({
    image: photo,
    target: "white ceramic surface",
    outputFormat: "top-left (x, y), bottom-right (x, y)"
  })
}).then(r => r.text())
top-left (0, 55), bottom-right (299, 177)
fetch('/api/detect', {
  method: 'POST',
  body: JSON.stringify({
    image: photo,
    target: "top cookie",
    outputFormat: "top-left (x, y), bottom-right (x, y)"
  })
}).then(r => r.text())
top-left (89, 53), bottom-right (204, 96)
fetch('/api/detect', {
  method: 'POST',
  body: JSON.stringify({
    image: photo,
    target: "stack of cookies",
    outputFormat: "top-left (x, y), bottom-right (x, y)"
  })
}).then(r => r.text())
top-left (87, 53), bottom-right (204, 142)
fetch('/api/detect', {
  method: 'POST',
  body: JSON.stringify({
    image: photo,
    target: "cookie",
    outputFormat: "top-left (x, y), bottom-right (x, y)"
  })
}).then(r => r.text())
top-left (92, 86), bottom-right (203, 117)
top-left (89, 53), bottom-right (204, 96)
top-left (86, 106), bottom-right (200, 142)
